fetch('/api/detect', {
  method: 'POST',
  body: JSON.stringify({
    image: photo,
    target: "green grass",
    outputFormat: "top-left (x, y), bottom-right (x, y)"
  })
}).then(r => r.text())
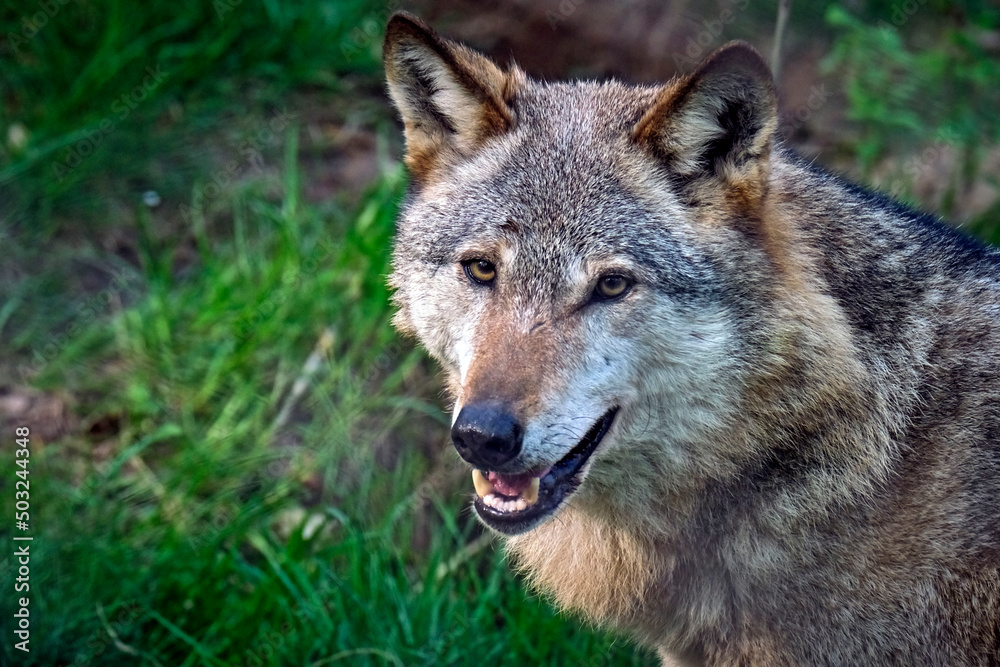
top-left (0, 0), bottom-right (396, 378)
top-left (1, 0), bottom-right (383, 230)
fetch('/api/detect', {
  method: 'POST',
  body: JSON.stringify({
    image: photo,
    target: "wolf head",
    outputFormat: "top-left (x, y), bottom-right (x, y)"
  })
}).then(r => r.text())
top-left (384, 13), bottom-right (781, 536)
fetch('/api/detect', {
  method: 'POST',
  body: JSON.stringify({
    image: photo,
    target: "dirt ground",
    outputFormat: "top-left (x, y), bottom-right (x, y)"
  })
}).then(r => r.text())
top-left (404, 0), bottom-right (837, 147)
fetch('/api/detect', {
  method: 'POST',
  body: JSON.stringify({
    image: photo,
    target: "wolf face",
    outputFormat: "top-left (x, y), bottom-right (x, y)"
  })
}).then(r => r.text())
top-left (384, 14), bottom-right (778, 536)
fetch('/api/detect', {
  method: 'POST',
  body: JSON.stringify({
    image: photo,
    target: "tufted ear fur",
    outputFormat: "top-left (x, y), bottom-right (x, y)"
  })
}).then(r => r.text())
top-left (383, 12), bottom-right (523, 181)
top-left (633, 42), bottom-right (777, 186)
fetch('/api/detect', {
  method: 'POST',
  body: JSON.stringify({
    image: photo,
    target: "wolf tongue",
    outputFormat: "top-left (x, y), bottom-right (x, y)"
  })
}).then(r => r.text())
top-left (487, 468), bottom-right (550, 498)
top-left (488, 470), bottom-right (537, 497)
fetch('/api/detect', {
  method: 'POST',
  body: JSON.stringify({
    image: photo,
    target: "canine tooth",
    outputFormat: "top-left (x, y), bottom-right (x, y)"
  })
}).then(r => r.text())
top-left (514, 498), bottom-right (527, 512)
top-left (472, 469), bottom-right (493, 498)
top-left (523, 477), bottom-right (540, 505)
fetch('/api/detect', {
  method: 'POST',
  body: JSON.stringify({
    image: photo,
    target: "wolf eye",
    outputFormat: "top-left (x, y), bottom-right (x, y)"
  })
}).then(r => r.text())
top-left (594, 274), bottom-right (632, 300)
top-left (463, 259), bottom-right (496, 285)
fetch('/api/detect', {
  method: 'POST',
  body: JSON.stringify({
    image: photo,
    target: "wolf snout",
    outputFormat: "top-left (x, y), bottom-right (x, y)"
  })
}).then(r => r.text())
top-left (451, 402), bottom-right (524, 469)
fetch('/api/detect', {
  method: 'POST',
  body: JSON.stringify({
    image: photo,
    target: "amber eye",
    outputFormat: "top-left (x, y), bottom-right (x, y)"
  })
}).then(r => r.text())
top-left (594, 274), bottom-right (632, 300)
top-left (463, 259), bottom-right (496, 285)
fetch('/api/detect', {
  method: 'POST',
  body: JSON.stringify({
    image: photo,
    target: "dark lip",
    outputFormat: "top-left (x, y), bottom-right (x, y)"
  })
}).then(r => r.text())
top-left (474, 407), bottom-right (619, 535)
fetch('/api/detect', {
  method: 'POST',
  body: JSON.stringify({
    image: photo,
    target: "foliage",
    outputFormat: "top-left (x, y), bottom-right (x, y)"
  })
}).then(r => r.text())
top-left (0, 0), bottom-right (384, 232)
top-left (823, 2), bottom-right (1000, 226)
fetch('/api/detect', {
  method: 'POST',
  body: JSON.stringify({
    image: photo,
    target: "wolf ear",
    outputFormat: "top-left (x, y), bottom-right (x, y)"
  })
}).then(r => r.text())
top-left (633, 42), bottom-right (777, 183)
top-left (383, 13), bottom-right (521, 181)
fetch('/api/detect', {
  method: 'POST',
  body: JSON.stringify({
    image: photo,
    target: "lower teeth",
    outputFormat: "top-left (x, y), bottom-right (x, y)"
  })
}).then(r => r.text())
top-left (483, 493), bottom-right (527, 513)
top-left (472, 470), bottom-right (542, 511)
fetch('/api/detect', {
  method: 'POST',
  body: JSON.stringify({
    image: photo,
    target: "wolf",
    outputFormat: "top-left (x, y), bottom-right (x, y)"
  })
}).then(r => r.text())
top-left (383, 12), bottom-right (1000, 666)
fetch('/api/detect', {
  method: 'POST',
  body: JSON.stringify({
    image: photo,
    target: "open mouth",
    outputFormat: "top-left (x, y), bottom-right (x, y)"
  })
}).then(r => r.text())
top-left (471, 407), bottom-right (618, 535)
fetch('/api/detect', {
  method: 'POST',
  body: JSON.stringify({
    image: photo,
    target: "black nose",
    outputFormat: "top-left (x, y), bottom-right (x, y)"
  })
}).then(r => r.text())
top-left (451, 402), bottom-right (523, 469)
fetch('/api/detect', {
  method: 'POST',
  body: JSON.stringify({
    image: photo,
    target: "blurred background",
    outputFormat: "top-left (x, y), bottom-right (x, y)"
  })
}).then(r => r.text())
top-left (0, 0), bottom-right (998, 664)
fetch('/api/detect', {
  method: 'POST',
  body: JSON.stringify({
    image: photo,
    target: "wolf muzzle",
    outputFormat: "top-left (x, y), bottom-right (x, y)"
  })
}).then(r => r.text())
top-left (451, 402), bottom-right (524, 469)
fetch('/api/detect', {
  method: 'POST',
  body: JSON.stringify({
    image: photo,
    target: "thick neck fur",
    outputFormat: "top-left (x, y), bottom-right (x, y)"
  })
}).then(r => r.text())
top-left (506, 150), bottom-right (1000, 663)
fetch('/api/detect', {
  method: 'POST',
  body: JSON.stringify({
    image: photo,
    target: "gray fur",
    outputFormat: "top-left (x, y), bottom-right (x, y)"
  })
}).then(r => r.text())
top-left (385, 13), bottom-right (1000, 665)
